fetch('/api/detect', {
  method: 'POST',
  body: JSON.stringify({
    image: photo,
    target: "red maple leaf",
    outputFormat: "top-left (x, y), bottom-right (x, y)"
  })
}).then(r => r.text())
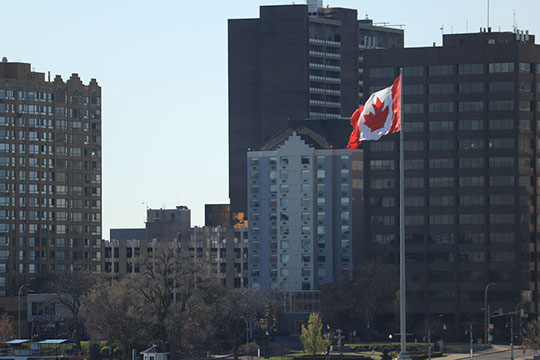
top-left (363, 97), bottom-right (389, 132)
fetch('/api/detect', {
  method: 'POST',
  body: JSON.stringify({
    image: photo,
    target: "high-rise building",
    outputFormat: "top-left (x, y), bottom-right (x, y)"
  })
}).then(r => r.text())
top-left (0, 61), bottom-right (102, 326)
top-left (247, 126), bottom-right (363, 291)
top-left (0, 61), bottom-right (102, 285)
top-left (362, 30), bottom-right (540, 340)
top-left (228, 2), bottom-right (403, 215)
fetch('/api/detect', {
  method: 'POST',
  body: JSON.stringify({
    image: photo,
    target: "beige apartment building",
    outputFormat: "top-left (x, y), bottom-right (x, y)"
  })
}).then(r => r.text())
top-left (0, 60), bottom-right (102, 331)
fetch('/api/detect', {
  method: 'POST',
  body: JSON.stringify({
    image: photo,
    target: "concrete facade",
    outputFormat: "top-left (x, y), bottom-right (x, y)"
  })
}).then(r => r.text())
top-left (247, 128), bottom-right (363, 291)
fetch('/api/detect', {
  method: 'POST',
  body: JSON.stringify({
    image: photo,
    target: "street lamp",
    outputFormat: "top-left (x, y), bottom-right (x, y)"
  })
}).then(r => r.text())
top-left (17, 283), bottom-right (29, 338)
top-left (425, 314), bottom-right (443, 360)
top-left (484, 282), bottom-right (496, 344)
top-left (240, 316), bottom-right (249, 345)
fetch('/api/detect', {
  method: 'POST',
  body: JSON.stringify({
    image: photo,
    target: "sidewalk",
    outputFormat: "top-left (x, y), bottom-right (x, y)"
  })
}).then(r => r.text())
top-left (442, 344), bottom-right (538, 359)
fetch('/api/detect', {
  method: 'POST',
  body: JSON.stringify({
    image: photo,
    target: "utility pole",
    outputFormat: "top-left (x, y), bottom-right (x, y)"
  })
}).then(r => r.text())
top-left (510, 315), bottom-right (514, 360)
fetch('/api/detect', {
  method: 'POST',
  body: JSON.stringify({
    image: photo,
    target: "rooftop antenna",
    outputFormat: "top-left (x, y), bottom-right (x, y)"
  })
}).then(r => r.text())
top-left (487, 0), bottom-right (490, 29)
top-left (512, 10), bottom-right (518, 32)
top-left (466, 19), bottom-right (468, 32)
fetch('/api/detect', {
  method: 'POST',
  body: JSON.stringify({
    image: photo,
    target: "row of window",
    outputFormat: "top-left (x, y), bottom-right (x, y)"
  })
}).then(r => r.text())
top-left (370, 213), bottom-right (520, 226)
top-left (372, 62), bottom-right (533, 78)
top-left (371, 194), bottom-right (522, 208)
top-left (401, 81), bottom-right (538, 96)
top-left (371, 157), bottom-right (525, 170)
top-left (372, 232), bottom-right (517, 245)
top-left (250, 154), bottom-right (350, 167)
top-left (402, 119), bottom-right (535, 132)
top-left (402, 100), bottom-right (534, 114)
top-left (371, 175), bottom-right (522, 189)
top-left (250, 196), bottom-right (350, 209)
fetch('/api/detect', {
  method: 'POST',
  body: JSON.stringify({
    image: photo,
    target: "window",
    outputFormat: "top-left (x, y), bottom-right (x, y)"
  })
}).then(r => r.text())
top-left (489, 138), bottom-right (513, 149)
top-left (370, 178), bottom-right (395, 189)
top-left (459, 195), bottom-right (484, 206)
top-left (280, 170), bottom-right (288, 179)
top-left (489, 157), bottom-right (514, 167)
top-left (301, 156), bottom-right (310, 165)
top-left (489, 62), bottom-right (514, 73)
top-left (489, 81), bottom-right (514, 92)
top-left (459, 101), bottom-right (484, 112)
top-left (301, 183), bottom-right (310, 193)
top-left (280, 157), bottom-right (288, 165)
top-left (369, 141), bottom-right (394, 152)
top-left (370, 67), bottom-right (395, 78)
top-left (301, 169), bottom-right (310, 179)
top-left (459, 63), bottom-right (483, 74)
top-left (429, 139), bottom-right (454, 150)
top-left (405, 215), bottom-right (424, 225)
top-left (459, 214), bottom-right (484, 224)
top-left (403, 66), bottom-right (423, 76)
top-left (405, 178), bottom-right (424, 188)
top-left (403, 122), bottom-right (424, 132)
top-left (429, 196), bottom-right (454, 207)
top-left (370, 197), bottom-right (395, 207)
top-left (459, 119), bottom-right (483, 130)
top-left (429, 214), bottom-right (454, 225)
top-left (429, 177), bottom-right (454, 188)
top-left (489, 100), bottom-right (514, 112)
top-left (403, 84), bottom-right (424, 95)
top-left (404, 159), bottom-right (423, 169)
top-left (403, 103), bottom-right (424, 113)
top-left (369, 160), bottom-right (394, 170)
top-left (429, 65), bottom-right (453, 76)
top-left (489, 119), bottom-right (514, 130)
top-left (429, 83), bottom-right (453, 94)
top-left (459, 139), bottom-right (483, 150)
top-left (489, 214), bottom-right (515, 224)
top-left (316, 170), bottom-right (325, 179)
top-left (404, 140), bottom-right (424, 151)
top-left (459, 176), bottom-right (484, 187)
top-left (429, 158), bottom-right (453, 169)
top-left (429, 102), bottom-right (454, 113)
top-left (429, 121), bottom-right (454, 131)
top-left (489, 176), bottom-right (514, 186)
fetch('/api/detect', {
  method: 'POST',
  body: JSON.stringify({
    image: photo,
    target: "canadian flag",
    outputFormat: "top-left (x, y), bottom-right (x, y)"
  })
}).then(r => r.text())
top-left (347, 75), bottom-right (401, 148)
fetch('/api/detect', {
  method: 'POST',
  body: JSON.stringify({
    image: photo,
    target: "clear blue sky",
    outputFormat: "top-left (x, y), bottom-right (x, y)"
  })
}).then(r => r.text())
top-left (2, 0), bottom-right (539, 239)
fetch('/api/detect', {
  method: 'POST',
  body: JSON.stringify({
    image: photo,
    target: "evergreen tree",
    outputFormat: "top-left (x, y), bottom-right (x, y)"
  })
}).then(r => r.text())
top-left (300, 313), bottom-right (330, 357)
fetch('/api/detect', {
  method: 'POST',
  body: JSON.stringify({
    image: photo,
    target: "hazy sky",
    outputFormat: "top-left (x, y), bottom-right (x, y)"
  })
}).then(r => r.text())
top-left (2, 0), bottom-right (539, 238)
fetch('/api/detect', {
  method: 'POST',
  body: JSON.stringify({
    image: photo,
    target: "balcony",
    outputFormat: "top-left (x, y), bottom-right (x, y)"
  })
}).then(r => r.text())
top-left (309, 50), bottom-right (341, 59)
top-left (309, 38), bottom-right (341, 46)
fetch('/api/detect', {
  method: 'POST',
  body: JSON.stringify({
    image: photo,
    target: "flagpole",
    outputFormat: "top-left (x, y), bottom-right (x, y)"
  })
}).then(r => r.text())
top-left (397, 68), bottom-right (410, 360)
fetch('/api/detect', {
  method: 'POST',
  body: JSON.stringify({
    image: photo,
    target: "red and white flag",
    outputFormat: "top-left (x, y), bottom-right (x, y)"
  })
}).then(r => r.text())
top-left (347, 75), bottom-right (401, 149)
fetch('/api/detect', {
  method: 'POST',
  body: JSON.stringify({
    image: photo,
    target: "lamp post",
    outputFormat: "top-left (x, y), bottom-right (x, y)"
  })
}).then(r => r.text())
top-left (484, 282), bottom-right (495, 345)
top-left (17, 283), bottom-right (29, 338)
top-left (240, 316), bottom-right (249, 344)
top-left (425, 315), bottom-right (443, 360)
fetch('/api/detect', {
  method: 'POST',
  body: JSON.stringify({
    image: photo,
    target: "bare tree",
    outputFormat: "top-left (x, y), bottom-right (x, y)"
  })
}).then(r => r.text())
top-left (321, 262), bottom-right (398, 340)
top-left (45, 271), bottom-right (101, 352)
top-left (133, 244), bottom-right (216, 360)
top-left (216, 288), bottom-right (267, 360)
top-left (84, 278), bottom-right (149, 360)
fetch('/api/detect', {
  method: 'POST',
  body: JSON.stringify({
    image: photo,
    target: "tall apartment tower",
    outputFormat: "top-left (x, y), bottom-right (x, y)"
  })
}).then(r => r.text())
top-left (363, 30), bottom-right (540, 340)
top-left (228, 3), bottom-right (403, 216)
top-left (247, 127), bottom-right (363, 291)
top-left (0, 61), bottom-right (102, 308)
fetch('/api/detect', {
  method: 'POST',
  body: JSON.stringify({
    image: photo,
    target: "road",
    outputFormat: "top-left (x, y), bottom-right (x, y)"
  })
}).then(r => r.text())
top-left (448, 348), bottom-right (538, 360)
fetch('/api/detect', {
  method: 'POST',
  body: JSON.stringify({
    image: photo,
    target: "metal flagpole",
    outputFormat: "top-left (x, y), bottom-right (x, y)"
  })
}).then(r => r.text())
top-left (397, 69), bottom-right (411, 360)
